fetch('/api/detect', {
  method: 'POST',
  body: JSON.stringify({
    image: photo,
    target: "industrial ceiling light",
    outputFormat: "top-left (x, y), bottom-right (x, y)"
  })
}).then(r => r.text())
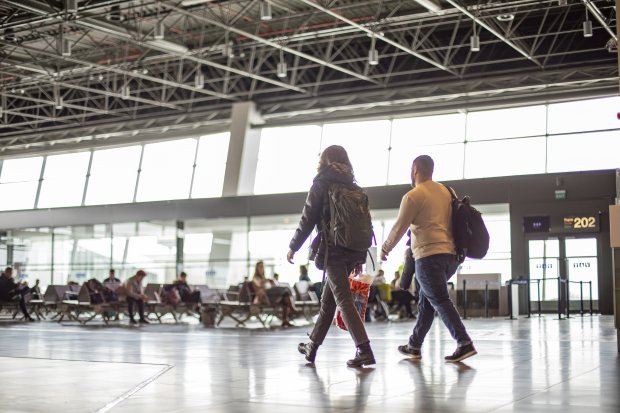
top-left (154, 21), bottom-right (165, 40)
top-left (368, 35), bottom-right (379, 65)
top-left (2, 28), bottom-right (15, 42)
top-left (121, 85), bottom-right (130, 99)
top-left (413, 0), bottom-right (441, 13)
top-left (497, 14), bottom-right (515, 22)
top-left (147, 39), bottom-right (189, 54)
top-left (470, 34), bottom-right (480, 52)
top-left (277, 49), bottom-right (287, 78)
top-left (53, 84), bottom-right (63, 110)
top-left (470, 21), bottom-right (480, 52)
top-left (583, 8), bottom-right (593, 37)
top-left (260, 1), bottom-right (272, 21)
top-left (181, 0), bottom-right (214, 5)
top-left (469, 20), bottom-right (480, 52)
top-left (66, 0), bottom-right (78, 13)
top-left (60, 38), bottom-right (72, 56)
top-left (194, 66), bottom-right (205, 89)
top-left (106, 5), bottom-right (124, 22)
top-left (557, 0), bottom-right (567, 5)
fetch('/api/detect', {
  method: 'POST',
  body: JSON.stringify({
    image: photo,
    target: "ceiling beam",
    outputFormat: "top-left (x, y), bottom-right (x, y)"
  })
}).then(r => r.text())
top-left (444, 0), bottom-right (542, 67)
top-left (582, 0), bottom-right (617, 41)
top-left (0, 66), bottom-right (183, 111)
top-left (298, 0), bottom-right (458, 76)
top-left (163, 1), bottom-right (380, 85)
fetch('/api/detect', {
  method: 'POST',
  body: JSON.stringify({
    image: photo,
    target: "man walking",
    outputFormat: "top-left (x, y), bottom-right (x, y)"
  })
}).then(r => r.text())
top-left (380, 155), bottom-right (476, 362)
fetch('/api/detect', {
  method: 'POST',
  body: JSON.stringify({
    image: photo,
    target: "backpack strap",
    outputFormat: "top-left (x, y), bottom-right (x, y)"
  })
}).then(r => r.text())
top-left (442, 183), bottom-right (458, 200)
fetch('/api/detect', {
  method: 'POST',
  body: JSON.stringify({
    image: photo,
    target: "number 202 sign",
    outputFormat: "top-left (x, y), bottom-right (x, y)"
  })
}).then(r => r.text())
top-left (563, 215), bottom-right (600, 232)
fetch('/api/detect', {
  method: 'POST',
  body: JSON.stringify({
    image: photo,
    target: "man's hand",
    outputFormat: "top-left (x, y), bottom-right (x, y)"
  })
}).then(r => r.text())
top-left (287, 249), bottom-right (295, 264)
top-left (380, 249), bottom-right (388, 261)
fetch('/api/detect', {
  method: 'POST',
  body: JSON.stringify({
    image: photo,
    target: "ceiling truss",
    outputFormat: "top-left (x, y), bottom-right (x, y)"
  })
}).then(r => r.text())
top-left (0, 0), bottom-right (616, 154)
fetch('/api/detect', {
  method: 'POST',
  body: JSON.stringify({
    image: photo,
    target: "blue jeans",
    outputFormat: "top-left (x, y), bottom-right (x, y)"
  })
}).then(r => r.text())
top-left (409, 254), bottom-right (472, 349)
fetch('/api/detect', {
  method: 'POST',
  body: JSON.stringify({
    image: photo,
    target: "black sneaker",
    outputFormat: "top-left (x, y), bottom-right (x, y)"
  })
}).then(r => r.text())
top-left (398, 344), bottom-right (421, 360)
top-left (129, 318), bottom-right (138, 325)
top-left (445, 343), bottom-right (477, 362)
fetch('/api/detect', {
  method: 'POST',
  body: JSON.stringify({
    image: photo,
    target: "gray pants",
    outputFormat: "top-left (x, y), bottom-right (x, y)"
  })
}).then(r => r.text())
top-left (309, 260), bottom-right (369, 347)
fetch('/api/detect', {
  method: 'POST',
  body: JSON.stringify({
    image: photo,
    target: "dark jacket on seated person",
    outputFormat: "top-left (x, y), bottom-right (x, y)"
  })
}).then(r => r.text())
top-left (173, 280), bottom-right (201, 303)
top-left (0, 276), bottom-right (19, 301)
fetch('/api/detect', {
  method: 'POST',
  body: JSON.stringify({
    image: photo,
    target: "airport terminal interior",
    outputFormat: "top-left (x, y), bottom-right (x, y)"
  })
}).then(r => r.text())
top-left (0, 0), bottom-right (619, 412)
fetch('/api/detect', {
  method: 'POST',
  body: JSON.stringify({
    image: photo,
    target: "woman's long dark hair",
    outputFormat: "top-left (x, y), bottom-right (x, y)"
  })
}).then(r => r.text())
top-left (253, 261), bottom-right (265, 280)
top-left (317, 145), bottom-right (354, 176)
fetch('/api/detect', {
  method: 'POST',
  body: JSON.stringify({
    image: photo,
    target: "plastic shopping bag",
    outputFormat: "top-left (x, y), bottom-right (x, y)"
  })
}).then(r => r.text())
top-left (334, 272), bottom-right (372, 331)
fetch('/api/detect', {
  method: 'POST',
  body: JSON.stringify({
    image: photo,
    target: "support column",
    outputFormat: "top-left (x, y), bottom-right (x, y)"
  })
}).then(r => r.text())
top-left (222, 101), bottom-right (263, 196)
top-left (176, 220), bottom-right (184, 276)
top-left (612, 169), bottom-right (620, 352)
top-left (209, 232), bottom-right (233, 287)
top-left (6, 243), bottom-right (13, 266)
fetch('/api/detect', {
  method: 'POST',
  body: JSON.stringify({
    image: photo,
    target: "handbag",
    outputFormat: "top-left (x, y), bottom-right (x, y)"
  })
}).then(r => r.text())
top-left (334, 274), bottom-right (372, 331)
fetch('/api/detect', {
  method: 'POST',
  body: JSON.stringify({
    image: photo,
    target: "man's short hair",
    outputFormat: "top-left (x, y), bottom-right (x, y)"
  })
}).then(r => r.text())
top-left (413, 155), bottom-right (434, 177)
top-left (136, 269), bottom-right (146, 277)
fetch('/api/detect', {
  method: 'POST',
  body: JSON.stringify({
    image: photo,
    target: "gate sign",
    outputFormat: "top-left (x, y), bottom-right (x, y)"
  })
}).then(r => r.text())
top-left (563, 214), bottom-right (600, 233)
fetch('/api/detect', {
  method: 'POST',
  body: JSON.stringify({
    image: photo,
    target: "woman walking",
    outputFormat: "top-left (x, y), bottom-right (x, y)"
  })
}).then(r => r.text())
top-left (287, 145), bottom-right (375, 367)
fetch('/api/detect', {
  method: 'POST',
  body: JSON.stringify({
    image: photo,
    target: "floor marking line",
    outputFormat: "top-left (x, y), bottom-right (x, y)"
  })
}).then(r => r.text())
top-left (94, 364), bottom-right (174, 413)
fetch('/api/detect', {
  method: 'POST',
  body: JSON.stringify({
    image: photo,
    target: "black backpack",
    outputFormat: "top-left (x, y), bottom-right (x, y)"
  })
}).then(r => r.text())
top-left (325, 183), bottom-right (374, 252)
top-left (444, 185), bottom-right (490, 262)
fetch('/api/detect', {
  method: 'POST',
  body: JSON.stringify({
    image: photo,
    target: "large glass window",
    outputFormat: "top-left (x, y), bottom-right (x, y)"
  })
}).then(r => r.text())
top-left (38, 152), bottom-right (91, 208)
top-left (392, 113), bottom-right (466, 144)
top-left (321, 120), bottom-right (391, 187)
top-left (85, 146), bottom-right (141, 205)
top-left (254, 126), bottom-right (322, 194)
top-left (71, 224), bottom-right (112, 281)
top-left (547, 96), bottom-right (620, 134)
top-left (547, 130), bottom-right (620, 173)
top-left (114, 221), bottom-right (177, 284)
top-left (136, 138), bottom-right (197, 202)
top-left (466, 106), bottom-right (546, 140)
top-left (464, 137), bottom-right (546, 179)
top-left (389, 143), bottom-right (465, 184)
top-left (390, 114), bottom-right (466, 184)
top-left (184, 217), bottom-right (249, 288)
top-left (0, 156), bottom-right (43, 211)
top-left (249, 214), bottom-right (316, 286)
top-left (192, 133), bottom-right (230, 199)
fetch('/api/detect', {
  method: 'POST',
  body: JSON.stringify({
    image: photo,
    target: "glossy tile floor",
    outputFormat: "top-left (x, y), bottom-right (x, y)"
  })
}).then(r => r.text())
top-left (0, 315), bottom-right (618, 413)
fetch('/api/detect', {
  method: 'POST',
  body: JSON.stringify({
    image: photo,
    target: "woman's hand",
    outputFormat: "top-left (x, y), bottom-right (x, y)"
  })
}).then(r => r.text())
top-left (287, 249), bottom-right (295, 264)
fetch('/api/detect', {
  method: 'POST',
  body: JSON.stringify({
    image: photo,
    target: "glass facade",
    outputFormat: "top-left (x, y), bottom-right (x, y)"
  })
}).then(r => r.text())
top-left (0, 96), bottom-right (616, 294)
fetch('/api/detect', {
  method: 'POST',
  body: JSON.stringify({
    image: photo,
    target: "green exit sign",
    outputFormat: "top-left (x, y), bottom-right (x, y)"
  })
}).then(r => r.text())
top-left (555, 189), bottom-right (566, 200)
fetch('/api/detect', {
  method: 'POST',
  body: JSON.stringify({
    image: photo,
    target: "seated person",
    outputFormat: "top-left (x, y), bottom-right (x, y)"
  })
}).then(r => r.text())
top-left (123, 269), bottom-right (149, 325)
top-left (0, 267), bottom-right (36, 321)
top-left (173, 272), bottom-right (201, 307)
top-left (251, 261), bottom-right (296, 327)
top-left (390, 271), bottom-right (416, 319)
top-left (372, 269), bottom-right (386, 286)
top-left (102, 269), bottom-right (121, 303)
top-left (298, 265), bottom-right (311, 282)
top-left (103, 269), bottom-right (120, 284)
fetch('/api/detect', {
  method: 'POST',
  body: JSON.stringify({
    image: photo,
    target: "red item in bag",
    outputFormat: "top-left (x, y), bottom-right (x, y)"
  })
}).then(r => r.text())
top-left (334, 275), bottom-right (371, 331)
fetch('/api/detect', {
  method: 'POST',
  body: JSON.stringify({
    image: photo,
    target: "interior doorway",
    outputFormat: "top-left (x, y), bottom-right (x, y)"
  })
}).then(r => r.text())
top-left (527, 236), bottom-right (598, 311)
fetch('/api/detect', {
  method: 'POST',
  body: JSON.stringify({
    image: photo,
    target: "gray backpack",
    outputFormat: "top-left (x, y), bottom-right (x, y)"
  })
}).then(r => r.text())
top-left (325, 183), bottom-right (374, 251)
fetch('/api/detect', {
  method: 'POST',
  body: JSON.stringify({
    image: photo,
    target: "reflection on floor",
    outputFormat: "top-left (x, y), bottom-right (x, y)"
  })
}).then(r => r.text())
top-left (0, 315), bottom-right (617, 412)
